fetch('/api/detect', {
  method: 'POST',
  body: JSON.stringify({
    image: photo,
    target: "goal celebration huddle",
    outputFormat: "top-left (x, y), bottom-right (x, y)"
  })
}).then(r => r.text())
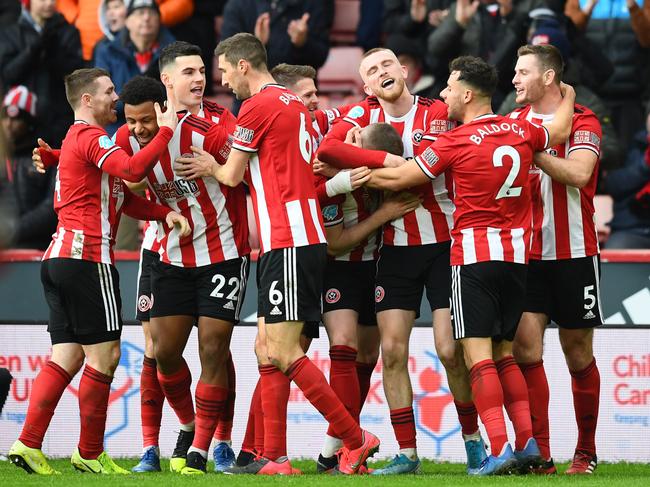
top-left (8, 33), bottom-right (602, 477)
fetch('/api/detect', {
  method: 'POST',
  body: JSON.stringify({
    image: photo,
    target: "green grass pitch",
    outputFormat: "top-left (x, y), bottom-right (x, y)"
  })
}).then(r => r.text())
top-left (1, 458), bottom-right (650, 486)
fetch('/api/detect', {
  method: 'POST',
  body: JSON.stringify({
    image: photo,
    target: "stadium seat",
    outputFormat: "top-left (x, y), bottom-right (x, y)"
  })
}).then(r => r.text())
top-left (330, 0), bottom-right (360, 45)
top-left (594, 194), bottom-right (613, 244)
top-left (318, 47), bottom-right (364, 97)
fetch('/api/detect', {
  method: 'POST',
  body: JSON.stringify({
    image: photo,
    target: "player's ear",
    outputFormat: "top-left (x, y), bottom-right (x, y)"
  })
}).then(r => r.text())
top-left (81, 92), bottom-right (93, 107)
top-left (543, 69), bottom-right (554, 87)
top-left (238, 59), bottom-right (248, 74)
top-left (363, 83), bottom-right (373, 97)
top-left (401, 63), bottom-right (408, 81)
top-left (160, 72), bottom-right (172, 90)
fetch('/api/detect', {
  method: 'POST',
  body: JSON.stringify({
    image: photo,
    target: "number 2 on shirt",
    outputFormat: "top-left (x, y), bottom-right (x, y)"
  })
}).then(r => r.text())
top-left (492, 145), bottom-right (522, 199)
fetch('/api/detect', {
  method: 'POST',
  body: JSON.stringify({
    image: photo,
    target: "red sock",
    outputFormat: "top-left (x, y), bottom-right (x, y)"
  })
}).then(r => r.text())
top-left (519, 360), bottom-right (550, 459)
top-left (570, 358), bottom-right (600, 455)
top-left (157, 359), bottom-right (195, 425)
top-left (260, 364), bottom-right (289, 460)
top-left (240, 378), bottom-right (261, 453)
top-left (454, 400), bottom-right (479, 436)
top-left (326, 346), bottom-right (360, 437)
top-left (19, 361), bottom-right (71, 449)
top-left (214, 354), bottom-right (236, 441)
top-left (253, 381), bottom-right (265, 454)
top-left (356, 361), bottom-right (375, 413)
top-left (193, 381), bottom-right (228, 452)
top-left (140, 356), bottom-right (164, 448)
top-left (496, 356), bottom-right (533, 451)
top-left (78, 365), bottom-right (112, 459)
top-left (286, 356), bottom-right (362, 450)
top-left (390, 407), bottom-right (417, 449)
top-left (469, 360), bottom-right (508, 456)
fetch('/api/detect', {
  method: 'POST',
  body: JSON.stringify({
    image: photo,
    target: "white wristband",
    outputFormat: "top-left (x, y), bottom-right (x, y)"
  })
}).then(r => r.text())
top-left (325, 170), bottom-right (353, 197)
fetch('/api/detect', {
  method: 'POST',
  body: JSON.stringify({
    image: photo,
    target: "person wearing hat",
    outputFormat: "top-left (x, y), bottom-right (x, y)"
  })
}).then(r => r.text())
top-left (2, 85), bottom-right (57, 249)
top-left (93, 0), bottom-right (175, 133)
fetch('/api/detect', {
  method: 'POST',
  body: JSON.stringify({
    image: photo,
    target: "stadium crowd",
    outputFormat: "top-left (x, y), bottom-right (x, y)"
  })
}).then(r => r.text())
top-left (0, 0), bottom-right (649, 478)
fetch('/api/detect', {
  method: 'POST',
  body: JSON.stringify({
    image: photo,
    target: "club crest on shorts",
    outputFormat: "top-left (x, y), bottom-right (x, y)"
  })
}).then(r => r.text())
top-left (325, 288), bottom-right (341, 304)
top-left (138, 294), bottom-right (152, 312)
top-left (375, 286), bottom-right (385, 303)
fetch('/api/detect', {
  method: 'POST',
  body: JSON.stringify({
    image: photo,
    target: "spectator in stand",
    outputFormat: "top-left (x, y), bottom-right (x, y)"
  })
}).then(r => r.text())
top-left (169, 0), bottom-right (225, 96)
top-left (220, 0), bottom-right (332, 70)
top-left (383, 0), bottom-right (451, 74)
top-left (357, 0), bottom-right (385, 50)
top-left (425, 0), bottom-right (544, 107)
top-left (497, 15), bottom-right (624, 171)
top-left (2, 86), bottom-right (57, 250)
top-left (604, 103), bottom-right (650, 248)
top-left (385, 34), bottom-right (444, 99)
top-left (94, 0), bottom-right (175, 133)
top-left (0, 0), bottom-right (84, 147)
top-left (57, 0), bottom-right (193, 61)
top-left (564, 0), bottom-right (650, 151)
top-left (94, 0), bottom-right (127, 52)
top-left (0, 0), bottom-right (20, 25)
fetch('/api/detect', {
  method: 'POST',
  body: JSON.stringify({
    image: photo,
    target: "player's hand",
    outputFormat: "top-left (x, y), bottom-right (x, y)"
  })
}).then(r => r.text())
top-left (428, 9), bottom-right (449, 27)
top-left (165, 211), bottom-right (191, 237)
top-left (379, 192), bottom-right (422, 220)
top-left (313, 157), bottom-right (339, 178)
top-left (156, 85), bottom-right (179, 131)
top-left (32, 138), bottom-right (52, 174)
top-left (350, 166), bottom-right (371, 189)
top-left (288, 13), bottom-right (309, 47)
top-left (344, 126), bottom-right (363, 148)
top-left (383, 153), bottom-right (408, 168)
top-left (410, 0), bottom-right (427, 23)
top-left (455, 0), bottom-right (479, 27)
top-left (175, 146), bottom-right (217, 180)
top-left (255, 12), bottom-right (271, 45)
top-left (559, 82), bottom-right (576, 101)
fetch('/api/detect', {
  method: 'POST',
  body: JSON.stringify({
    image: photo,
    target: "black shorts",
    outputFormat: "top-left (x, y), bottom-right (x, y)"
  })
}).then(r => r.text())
top-left (135, 248), bottom-right (159, 322)
top-left (150, 256), bottom-right (250, 323)
top-left (323, 260), bottom-right (377, 326)
top-left (41, 258), bottom-right (123, 345)
top-left (375, 242), bottom-right (451, 318)
top-left (451, 261), bottom-right (527, 341)
top-left (302, 321), bottom-right (320, 339)
top-left (257, 244), bottom-right (326, 324)
top-left (525, 255), bottom-right (603, 329)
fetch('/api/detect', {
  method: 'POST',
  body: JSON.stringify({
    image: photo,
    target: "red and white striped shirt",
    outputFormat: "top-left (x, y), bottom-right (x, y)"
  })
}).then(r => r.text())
top-left (414, 114), bottom-right (549, 265)
top-left (319, 95), bottom-right (456, 246)
top-left (312, 104), bottom-right (354, 144)
top-left (233, 84), bottom-right (326, 254)
top-left (509, 105), bottom-right (601, 260)
top-left (321, 187), bottom-right (382, 261)
top-left (143, 113), bottom-right (249, 267)
top-left (198, 99), bottom-right (236, 127)
top-left (44, 121), bottom-right (173, 264)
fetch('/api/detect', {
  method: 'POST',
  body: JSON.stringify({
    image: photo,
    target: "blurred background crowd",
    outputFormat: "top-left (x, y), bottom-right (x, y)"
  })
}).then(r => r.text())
top-left (0, 0), bottom-right (649, 252)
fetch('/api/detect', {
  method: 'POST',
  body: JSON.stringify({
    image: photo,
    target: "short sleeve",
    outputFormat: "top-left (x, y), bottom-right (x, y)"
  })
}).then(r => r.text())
top-left (204, 124), bottom-right (233, 165)
top-left (526, 121), bottom-right (550, 153)
top-left (78, 126), bottom-right (124, 168)
top-left (320, 194), bottom-right (345, 227)
top-left (568, 112), bottom-right (602, 157)
top-left (232, 98), bottom-right (270, 153)
top-left (413, 133), bottom-right (454, 179)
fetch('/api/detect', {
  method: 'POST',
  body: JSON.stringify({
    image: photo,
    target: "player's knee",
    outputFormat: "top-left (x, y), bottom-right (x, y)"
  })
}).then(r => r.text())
top-left (380, 339), bottom-right (408, 370)
top-left (512, 335), bottom-right (543, 363)
top-left (357, 347), bottom-right (379, 365)
top-left (562, 340), bottom-right (593, 371)
top-left (153, 340), bottom-right (182, 369)
top-left (199, 339), bottom-right (229, 369)
top-left (329, 330), bottom-right (357, 348)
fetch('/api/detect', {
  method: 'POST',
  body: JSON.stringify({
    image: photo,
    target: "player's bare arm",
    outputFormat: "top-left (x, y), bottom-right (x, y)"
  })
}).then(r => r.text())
top-left (543, 82), bottom-right (576, 147)
top-left (533, 149), bottom-right (598, 188)
top-left (367, 159), bottom-right (429, 191)
top-left (325, 192), bottom-right (421, 255)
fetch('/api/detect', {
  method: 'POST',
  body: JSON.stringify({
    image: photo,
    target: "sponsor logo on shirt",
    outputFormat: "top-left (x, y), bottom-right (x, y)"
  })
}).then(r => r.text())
top-left (322, 204), bottom-right (339, 222)
top-left (234, 125), bottom-right (254, 144)
top-left (220, 136), bottom-right (234, 160)
top-left (574, 130), bottom-right (601, 147)
top-left (429, 119), bottom-right (454, 134)
top-left (98, 135), bottom-right (115, 149)
top-left (152, 179), bottom-right (200, 201)
top-left (420, 147), bottom-right (439, 168)
top-left (346, 106), bottom-right (365, 119)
